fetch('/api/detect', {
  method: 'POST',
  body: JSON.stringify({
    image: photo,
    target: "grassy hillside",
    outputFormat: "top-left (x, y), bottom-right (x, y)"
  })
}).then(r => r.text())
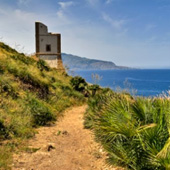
top-left (62, 53), bottom-right (130, 70)
top-left (0, 42), bottom-right (85, 169)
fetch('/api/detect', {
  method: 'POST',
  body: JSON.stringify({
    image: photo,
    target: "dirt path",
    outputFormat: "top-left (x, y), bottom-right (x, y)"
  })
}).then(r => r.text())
top-left (12, 105), bottom-right (116, 170)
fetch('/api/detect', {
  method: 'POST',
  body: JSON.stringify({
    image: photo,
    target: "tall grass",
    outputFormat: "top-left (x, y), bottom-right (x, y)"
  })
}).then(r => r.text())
top-left (85, 91), bottom-right (170, 169)
top-left (0, 42), bottom-right (85, 169)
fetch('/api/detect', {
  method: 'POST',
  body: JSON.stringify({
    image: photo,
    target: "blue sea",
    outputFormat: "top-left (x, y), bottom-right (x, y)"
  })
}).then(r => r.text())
top-left (72, 69), bottom-right (170, 97)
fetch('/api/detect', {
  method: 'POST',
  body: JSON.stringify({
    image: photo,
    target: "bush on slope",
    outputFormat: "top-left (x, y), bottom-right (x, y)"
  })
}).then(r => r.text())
top-left (85, 91), bottom-right (170, 170)
top-left (0, 42), bottom-right (85, 169)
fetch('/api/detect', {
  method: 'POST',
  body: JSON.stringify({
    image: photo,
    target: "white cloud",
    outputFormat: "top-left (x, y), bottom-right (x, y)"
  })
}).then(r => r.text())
top-left (86, 0), bottom-right (114, 5)
top-left (145, 24), bottom-right (156, 31)
top-left (102, 13), bottom-right (126, 29)
top-left (56, 1), bottom-right (74, 22)
top-left (0, 8), bottom-right (7, 15)
top-left (56, 10), bottom-right (64, 18)
top-left (17, 0), bottom-right (31, 5)
top-left (0, 7), bottom-right (41, 53)
top-left (14, 9), bottom-right (36, 22)
top-left (58, 1), bottom-right (74, 9)
top-left (86, 0), bottom-right (100, 7)
top-left (106, 0), bottom-right (113, 4)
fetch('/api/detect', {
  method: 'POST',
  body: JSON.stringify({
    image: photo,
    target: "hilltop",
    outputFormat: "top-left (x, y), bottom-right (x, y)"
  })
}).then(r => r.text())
top-left (62, 53), bottom-right (130, 70)
top-left (0, 42), bottom-right (115, 170)
top-left (0, 42), bottom-right (85, 169)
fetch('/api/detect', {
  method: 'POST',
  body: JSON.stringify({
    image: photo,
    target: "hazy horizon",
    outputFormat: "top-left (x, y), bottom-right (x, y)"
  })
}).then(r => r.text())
top-left (1, 0), bottom-right (170, 68)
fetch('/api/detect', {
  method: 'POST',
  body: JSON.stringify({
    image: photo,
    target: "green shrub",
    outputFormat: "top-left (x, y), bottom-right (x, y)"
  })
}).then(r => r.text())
top-left (51, 76), bottom-right (56, 83)
top-left (37, 59), bottom-right (50, 71)
top-left (70, 76), bottom-right (88, 92)
top-left (86, 93), bottom-right (170, 169)
top-left (29, 98), bottom-right (55, 126)
top-left (0, 120), bottom-right (8, 140)
top-left (88, 84), bottom-right (100, 96)
top-left (10, 54), bottom-right (35, 65)
top-left (70, 76), bottom-right (90, 97)
top-left (60, 85), bottom-right (72, 91)
top-left (0, 43), bottom-right (17, 54)
top-left (7, 66), bottom-right (49, 98)
top-left (0, 79), bottom-right (18, 99)
top-left (0, 65), bottom-right (4, 74)
top-left (68, 90), bottom-right (85, 99)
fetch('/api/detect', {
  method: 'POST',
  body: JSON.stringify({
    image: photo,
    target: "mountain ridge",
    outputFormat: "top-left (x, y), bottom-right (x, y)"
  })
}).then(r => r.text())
top-left (62, 53), bottom-right (130, 70)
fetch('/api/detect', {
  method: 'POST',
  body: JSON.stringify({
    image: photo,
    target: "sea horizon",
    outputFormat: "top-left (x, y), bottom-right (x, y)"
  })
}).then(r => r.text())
top-left (72, 69), bottom-right (170, 97)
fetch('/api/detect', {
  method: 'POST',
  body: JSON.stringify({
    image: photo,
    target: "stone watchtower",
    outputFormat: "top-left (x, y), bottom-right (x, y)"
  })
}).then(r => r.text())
top-left (35, 22), bottom-right (63, 69)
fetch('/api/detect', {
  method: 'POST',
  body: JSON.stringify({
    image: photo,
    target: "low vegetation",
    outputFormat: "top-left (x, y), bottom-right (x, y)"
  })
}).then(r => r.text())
top-left (70, 76), bottom-right (103, 97)
top-left (0, 42), bottom-right (85, 169)
top-left (85, 91), bottom-right (170, 170)
top-left (2, 42), bottom-right (170, 170)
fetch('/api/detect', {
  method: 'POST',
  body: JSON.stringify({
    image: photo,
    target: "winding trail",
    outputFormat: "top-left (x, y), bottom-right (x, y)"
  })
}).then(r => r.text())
top-left (13, 105), bottom-right (116, 170)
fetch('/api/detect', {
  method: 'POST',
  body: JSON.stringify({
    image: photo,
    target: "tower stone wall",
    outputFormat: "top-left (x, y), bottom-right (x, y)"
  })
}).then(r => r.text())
top-left (35, 22), bottom-right (63, 69)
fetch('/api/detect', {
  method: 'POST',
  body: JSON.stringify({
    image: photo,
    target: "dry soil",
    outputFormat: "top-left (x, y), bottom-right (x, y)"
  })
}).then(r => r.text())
top-left (12, 105), bottom-right (118, 170)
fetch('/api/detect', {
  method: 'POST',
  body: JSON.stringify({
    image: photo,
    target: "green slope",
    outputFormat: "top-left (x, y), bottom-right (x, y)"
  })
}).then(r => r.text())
top-left (0, 42), bottom-right (85, 169)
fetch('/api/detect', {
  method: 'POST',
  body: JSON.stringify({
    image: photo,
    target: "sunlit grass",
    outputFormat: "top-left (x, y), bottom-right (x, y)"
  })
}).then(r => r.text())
top-left (0, 42), bottom-right (85, 169)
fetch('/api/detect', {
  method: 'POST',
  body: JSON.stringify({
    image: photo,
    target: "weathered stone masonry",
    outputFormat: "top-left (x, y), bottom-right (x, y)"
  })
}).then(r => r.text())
top-left (35, 22), bottom-right (63, 69)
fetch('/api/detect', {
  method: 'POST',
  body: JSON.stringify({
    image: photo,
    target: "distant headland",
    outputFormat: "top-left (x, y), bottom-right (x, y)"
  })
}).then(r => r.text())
top-left (62, 53), bottom-right (131, 70)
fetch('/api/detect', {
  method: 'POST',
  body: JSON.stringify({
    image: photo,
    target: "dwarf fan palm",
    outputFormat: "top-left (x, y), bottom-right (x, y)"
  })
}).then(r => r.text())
top-left (87, 93), bottom-right (170, 169)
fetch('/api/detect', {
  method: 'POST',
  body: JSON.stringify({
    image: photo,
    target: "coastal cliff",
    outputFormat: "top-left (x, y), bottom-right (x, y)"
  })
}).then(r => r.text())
top-left (62, 53), bottom-right (129, 70)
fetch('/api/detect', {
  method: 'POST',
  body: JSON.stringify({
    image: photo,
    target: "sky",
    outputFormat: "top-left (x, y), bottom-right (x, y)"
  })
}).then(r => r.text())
top-left (0, 0), bottom-right (170, 68)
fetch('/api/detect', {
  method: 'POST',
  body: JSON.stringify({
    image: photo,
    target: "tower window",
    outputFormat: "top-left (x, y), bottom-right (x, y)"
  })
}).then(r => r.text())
top-left (46, 44), bottom-right (51, 52)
